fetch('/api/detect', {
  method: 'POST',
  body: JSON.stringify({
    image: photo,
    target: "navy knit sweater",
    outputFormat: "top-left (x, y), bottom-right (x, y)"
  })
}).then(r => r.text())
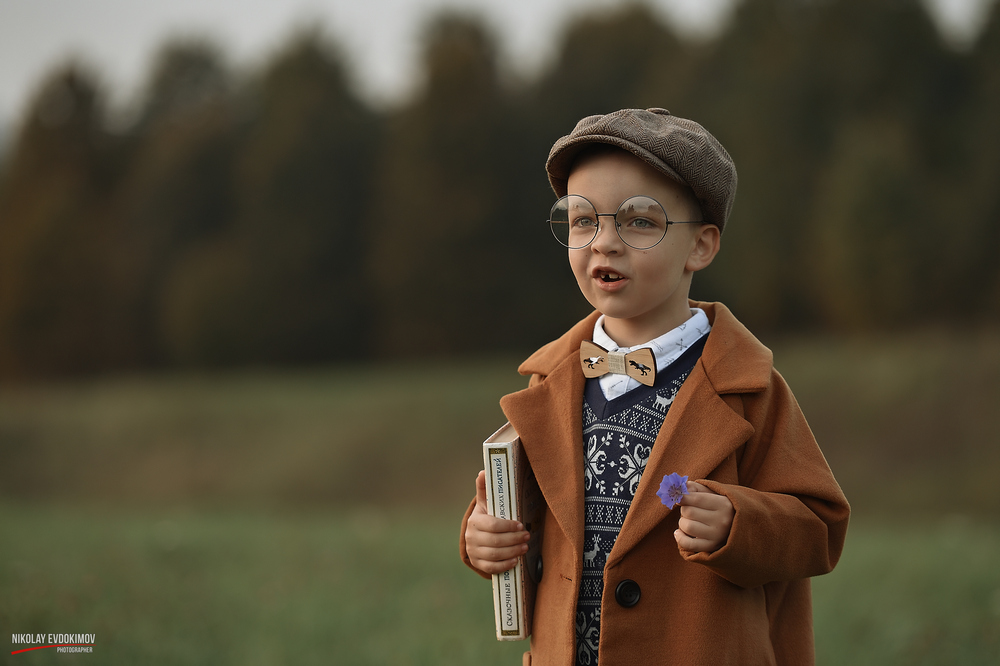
top-left (575, 335), bottom-right (707, 665)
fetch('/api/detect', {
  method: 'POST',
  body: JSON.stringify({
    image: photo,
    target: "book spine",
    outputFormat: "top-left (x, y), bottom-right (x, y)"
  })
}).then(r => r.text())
top-left (484, 445), bottom-right (526, 640)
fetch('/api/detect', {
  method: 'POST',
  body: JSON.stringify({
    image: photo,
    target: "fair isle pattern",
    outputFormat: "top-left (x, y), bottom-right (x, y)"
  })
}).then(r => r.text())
top-left (574, 336), bottom-right (706, 666)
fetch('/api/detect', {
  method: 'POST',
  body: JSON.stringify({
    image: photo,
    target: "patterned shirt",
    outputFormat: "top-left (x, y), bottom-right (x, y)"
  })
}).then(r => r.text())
top-left (575, 335), bottom-right (707, 666)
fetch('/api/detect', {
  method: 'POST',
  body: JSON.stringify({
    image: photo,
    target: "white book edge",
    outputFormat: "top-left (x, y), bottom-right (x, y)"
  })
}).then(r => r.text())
top-left (483, 422), bottom-right (527, 641)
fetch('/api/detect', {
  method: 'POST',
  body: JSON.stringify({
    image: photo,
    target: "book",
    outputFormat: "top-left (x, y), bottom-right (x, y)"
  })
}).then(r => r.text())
top-left (482, 422), bottom-right (544, 641)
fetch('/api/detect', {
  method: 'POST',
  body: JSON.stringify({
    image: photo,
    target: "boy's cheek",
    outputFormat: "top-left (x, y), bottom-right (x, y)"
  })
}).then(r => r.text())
top-left (569, 263), bottom-right (599, 307)
top-left (568, 254), bottom-right (589, 286)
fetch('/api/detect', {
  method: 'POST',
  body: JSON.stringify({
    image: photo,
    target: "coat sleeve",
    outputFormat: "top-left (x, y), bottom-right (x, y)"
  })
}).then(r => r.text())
top-left (680, 369), bottom-right (850, 589)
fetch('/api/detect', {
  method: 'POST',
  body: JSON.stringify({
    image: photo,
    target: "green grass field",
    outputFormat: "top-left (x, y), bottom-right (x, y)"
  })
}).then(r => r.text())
top-left (2, 330), bottom-right (999, 664)
top-left (0, 503), bottom-right (525, 665)
top-left (2, 506), bottom-right (998, 665)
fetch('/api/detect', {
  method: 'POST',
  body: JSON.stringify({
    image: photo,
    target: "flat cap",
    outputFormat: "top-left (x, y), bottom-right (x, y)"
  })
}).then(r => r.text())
top-left (546, 108), bottom-right (737, 231)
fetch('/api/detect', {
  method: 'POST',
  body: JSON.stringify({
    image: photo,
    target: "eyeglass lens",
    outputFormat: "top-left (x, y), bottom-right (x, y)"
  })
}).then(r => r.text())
top-left (549, 195), bottom-right (669, 249)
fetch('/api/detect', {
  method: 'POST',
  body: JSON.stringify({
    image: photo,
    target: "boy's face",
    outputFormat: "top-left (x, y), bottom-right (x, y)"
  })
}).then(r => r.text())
top-left (566, 149), bottom-right (719, 347)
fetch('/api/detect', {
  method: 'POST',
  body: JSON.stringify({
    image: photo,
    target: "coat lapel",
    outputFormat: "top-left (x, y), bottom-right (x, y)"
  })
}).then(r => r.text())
top-left (606, 361), bottom-right (755, 567)
top-left (500, 352), bottom-right (587, 563)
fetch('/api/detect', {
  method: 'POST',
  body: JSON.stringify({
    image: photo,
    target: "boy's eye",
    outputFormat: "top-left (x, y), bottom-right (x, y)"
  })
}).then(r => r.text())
top-left (571, 216), bottom-right (598, 229)
top-left (623, 216), bottom-right (661, 231)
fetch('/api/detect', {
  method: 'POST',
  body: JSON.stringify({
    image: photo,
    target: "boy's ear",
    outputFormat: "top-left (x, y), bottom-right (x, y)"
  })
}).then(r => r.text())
top-left (686, 224), bottom-right (721, 272)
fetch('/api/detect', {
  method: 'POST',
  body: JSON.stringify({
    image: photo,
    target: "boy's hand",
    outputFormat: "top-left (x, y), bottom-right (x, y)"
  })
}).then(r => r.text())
top-left (673, 481), bottom-right (734, 553)
top-left (465, 470), bottom-right (531, 574)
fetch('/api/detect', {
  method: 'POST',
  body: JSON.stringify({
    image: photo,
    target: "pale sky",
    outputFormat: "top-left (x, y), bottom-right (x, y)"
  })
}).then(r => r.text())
top-left (0, 0), bottom-right (994, 135)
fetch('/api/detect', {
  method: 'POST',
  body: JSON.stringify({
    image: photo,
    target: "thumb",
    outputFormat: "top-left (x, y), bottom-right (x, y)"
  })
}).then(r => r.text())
top-left (475, 470), bottom-right (488, 510)
top-left (685, 480), bottom-right (714, 495)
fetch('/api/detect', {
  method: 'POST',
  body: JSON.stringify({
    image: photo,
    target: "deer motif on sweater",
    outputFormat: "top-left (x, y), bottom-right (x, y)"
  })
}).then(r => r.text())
top-left (583, 535), bottom-right (602, 565)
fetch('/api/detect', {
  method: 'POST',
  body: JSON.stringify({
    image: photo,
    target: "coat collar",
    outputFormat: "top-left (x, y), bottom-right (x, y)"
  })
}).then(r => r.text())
top-left (501, 301), bottom-right (773, 564)
top-left (518, 301), bottom-right (773, 394)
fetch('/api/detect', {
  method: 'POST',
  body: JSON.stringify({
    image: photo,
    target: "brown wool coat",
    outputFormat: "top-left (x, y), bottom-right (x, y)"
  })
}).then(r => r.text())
top-left (460, 301), bottom-right (850, 666)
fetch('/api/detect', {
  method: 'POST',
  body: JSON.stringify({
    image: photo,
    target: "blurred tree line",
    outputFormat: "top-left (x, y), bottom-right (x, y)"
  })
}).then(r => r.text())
top-left (1, 0), bottom-right (998, 380)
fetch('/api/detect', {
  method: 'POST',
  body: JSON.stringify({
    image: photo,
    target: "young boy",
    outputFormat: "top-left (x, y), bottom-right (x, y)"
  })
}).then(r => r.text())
top-left (460, 108), bottom-right (849, 666)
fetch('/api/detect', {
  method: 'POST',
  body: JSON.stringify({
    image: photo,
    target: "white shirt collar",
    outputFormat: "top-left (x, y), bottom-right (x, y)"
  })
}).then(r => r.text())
top-left (592, 308), bottom-right (711, 400)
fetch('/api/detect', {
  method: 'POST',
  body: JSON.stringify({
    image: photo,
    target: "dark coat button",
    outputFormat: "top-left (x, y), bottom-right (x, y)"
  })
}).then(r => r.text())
top-left (615, 579), bottom-right (641, 608)
top-left (528, 554), bottom-right (543, 584)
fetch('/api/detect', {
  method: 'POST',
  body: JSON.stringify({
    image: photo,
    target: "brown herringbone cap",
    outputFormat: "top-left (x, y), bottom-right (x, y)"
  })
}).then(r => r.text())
top-left (546, 108), bottom-right (737, 231)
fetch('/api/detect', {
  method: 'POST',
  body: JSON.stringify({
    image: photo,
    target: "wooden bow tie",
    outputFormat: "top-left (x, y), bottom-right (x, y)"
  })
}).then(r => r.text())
top-left (580, 340), bottom-right (656, 387)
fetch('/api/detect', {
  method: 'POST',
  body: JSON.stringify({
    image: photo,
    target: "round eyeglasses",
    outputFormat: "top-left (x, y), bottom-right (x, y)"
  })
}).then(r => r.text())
top-left (548, 194), bottom-right (704, 250)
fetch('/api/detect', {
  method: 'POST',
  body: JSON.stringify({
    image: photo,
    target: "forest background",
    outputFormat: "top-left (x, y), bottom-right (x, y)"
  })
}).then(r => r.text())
top-left (1, 0), bottom-right (999, 380)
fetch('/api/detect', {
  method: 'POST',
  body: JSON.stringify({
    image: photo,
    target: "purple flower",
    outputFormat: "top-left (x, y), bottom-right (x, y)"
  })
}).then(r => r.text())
top-left (656, 473), bottom-right (688, 509)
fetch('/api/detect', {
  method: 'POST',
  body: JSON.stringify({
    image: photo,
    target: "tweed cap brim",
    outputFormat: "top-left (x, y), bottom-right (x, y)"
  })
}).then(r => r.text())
top-left (546, 108), bottom-right (737, 231)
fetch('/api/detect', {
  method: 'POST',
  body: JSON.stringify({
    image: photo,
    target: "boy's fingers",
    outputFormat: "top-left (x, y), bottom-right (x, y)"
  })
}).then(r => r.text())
top-left (471, 512), bottom-right (526, 535)
top-left (678, 504), bottom-right (715, 526)
top-left (674, 528), bottom-right (714, 553)
top-left (680, 482), bottom-right (727, 509)
top-left (681, 489), bottom-right (732, 512)
top-left (467, 526), bottom-right (530, 570)
top-left (678, 514), bottom-right (726, 539)
top-left (474, 556), bottom-right (522, 575)
top-left (674, 528), bottom-right (695, 551)
top-left (473, 536), bottom-right (529, 558)
top-left (685, 480), bottom-right (712, 494)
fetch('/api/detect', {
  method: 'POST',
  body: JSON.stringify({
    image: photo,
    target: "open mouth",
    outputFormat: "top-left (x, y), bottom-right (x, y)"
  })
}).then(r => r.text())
top-left (600, 271), bottom-right (624, 283)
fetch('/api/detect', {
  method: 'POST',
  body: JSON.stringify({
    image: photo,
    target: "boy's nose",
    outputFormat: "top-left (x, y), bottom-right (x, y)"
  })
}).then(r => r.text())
top-left (590, 219), bottom-right (624, 254)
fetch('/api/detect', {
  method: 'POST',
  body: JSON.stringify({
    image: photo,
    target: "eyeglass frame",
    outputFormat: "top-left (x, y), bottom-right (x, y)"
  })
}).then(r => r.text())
top-left (547, 194), bottom-right (705, 250)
